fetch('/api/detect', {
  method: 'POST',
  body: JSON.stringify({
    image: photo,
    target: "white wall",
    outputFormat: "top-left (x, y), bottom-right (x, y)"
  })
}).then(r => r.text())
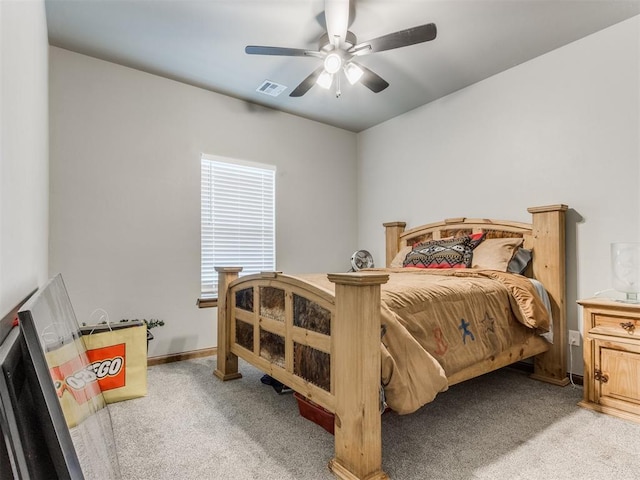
top-left (49, 47), bottom-right (358, 357)
top-left (358, 16), bottom-right (640, 373)
top-left (49, 16), bottom-right (639, 369)
top-left (0, 0), bottom-right (49, 319)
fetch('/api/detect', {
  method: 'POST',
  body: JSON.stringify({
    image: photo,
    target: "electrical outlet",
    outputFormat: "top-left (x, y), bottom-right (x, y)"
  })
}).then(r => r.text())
top-left (568, 330), bottom-right (581, 347)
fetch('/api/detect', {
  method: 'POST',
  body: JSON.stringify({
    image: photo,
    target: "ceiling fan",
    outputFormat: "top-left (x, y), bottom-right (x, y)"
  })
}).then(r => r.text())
top-left (245, 0), bottom-right (437, 98)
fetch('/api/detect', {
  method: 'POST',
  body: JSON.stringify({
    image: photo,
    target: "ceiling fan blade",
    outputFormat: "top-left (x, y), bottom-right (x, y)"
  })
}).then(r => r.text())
top-left (324, 0), bottom-right (351, 48)
top-left (349, 23), bottom-right (437, 56)
top-left (356, 64), bottom-right (390, 93)
top-left (289, 66), bottom-right (325, 97)
top-left (245, 46), bottom-right (316, 57)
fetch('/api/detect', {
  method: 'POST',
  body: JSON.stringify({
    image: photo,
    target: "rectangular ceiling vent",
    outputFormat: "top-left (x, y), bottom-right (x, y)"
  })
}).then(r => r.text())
top-left (256, 80), bottom-right (287, 97)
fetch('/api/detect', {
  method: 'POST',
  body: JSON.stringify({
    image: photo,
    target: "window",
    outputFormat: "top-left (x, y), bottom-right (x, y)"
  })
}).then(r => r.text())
top-left (200, 154), bottom-right (276, 298)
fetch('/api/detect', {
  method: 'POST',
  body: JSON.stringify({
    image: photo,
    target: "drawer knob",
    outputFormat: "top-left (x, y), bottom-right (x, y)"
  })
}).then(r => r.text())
top-left (594, 369), bottom-right (609, 383)
top-left (620, 321), bottom-right (636, 334)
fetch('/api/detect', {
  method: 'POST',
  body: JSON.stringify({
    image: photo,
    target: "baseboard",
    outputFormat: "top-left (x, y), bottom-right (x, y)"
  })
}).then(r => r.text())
top-left (566, 372), bottom-right (584, 386)
top-left (507, 360), bottom-right (534, 374)
top-left (508, 361), bottom-right (584, 386)
top-left (147, 347), bottom-right (217, 366)
top-left (146, 353), bottom-right (585, 385)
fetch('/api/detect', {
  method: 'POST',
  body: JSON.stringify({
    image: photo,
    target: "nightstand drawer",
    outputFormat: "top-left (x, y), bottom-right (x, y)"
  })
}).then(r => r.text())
top-left (589, 324), bottom-right (640, 342)
top-left (593, 313), bottom-right (640, 336)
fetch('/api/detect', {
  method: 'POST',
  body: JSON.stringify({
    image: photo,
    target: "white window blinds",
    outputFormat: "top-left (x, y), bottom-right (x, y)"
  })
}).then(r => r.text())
top-left (201, 155), bottom-right (276, 297)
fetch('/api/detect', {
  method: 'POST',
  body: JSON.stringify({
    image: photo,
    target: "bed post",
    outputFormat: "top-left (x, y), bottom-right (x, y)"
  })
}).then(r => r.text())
top-left (383, 222), bottom-right (406, 267)
top-left (213, 267), bottom-right (243, 381)
top-left (527, 205), bottom-right (569, 386)
top-left (327, 272), bottom-right (390, 480)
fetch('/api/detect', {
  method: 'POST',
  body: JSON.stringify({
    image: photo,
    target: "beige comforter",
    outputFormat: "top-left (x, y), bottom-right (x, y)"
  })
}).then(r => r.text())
top-left (297, 268), bottom-right (550, 414)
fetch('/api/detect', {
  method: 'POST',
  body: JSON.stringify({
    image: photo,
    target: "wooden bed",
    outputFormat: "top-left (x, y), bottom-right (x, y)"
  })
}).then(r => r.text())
top-left (214, 204), bottom-right (568, 480)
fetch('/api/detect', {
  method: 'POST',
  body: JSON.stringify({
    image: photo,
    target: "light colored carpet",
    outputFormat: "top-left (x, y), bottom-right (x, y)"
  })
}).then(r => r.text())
top-left (108, 357), bottom-right (640, 479)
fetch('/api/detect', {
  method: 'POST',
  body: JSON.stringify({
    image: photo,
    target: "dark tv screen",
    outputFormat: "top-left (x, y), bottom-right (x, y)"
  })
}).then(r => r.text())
top-left (15, 274), bottom-right (121, 479)
top-left (0, 326), bottom-right (61, 479)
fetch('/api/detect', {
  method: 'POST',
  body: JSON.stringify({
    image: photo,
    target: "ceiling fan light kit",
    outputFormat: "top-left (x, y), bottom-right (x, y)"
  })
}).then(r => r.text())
top-left (245, 0), bottom-right (437, 98)
top-left (324, 52), bottom-right (342, 74)
top-left (344, 62), bottom-right (363, 85)
top-left (316, 70), bottom-right (334, 89)
top-left (316, 52), bottom-right (363, 93)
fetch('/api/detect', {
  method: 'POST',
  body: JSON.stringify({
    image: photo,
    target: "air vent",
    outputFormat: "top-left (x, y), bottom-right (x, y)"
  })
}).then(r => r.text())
top-left (256, 80), bottom-right (287, 97)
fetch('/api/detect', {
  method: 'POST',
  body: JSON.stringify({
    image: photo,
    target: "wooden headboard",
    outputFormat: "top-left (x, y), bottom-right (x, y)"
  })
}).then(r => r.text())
top-left (384, 204), bottom-right (569, 385)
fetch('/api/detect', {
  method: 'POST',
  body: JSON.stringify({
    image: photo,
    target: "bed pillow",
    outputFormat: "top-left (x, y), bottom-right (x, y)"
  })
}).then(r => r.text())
top-left (390, 245), bottom-right (413, 268)
top-left (469, 232), bottom-right (486, 249)
top-left (507, 248), bottom-right (532, 274)
top-left (471, 237), bottom-right (524, 271)
top-left (403, 236), bottom-right (474, 269)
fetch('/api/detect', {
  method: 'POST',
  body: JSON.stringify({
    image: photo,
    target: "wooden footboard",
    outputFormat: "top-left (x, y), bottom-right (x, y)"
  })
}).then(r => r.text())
top-left (214, 268), bottom-right (390, 480)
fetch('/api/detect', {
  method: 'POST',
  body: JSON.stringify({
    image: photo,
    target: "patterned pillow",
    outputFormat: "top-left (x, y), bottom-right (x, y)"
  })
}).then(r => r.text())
top-left (469, 232), bottom-right (486, 249)
top-left (403, 236), bottom-right (474, 269)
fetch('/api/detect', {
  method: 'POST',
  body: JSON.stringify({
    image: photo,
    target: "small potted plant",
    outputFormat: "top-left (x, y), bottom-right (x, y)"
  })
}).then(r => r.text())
top-left (142, 318), bottom-right (165, 345)
top-left (120, 318), bottom-right (165, 348)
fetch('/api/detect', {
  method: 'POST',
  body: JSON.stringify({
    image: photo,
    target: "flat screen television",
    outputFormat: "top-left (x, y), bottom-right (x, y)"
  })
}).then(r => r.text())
top-left (5, 274), bottom-right (122, 479)
top-left (0, 326), bottom-right (63, 479)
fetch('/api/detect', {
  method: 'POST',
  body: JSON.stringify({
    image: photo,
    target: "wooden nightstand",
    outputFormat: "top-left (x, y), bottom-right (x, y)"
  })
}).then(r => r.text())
top-left (577, 298), bottom-right (640, 424)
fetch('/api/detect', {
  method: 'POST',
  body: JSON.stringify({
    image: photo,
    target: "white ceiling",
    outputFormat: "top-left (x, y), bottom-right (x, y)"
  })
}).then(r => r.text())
top-left (45, 0), bottom-right (640, 132)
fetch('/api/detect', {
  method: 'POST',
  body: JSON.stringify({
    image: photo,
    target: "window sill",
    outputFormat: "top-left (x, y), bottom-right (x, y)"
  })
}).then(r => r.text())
top-left (197, 297), bottom-right (218, 308)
